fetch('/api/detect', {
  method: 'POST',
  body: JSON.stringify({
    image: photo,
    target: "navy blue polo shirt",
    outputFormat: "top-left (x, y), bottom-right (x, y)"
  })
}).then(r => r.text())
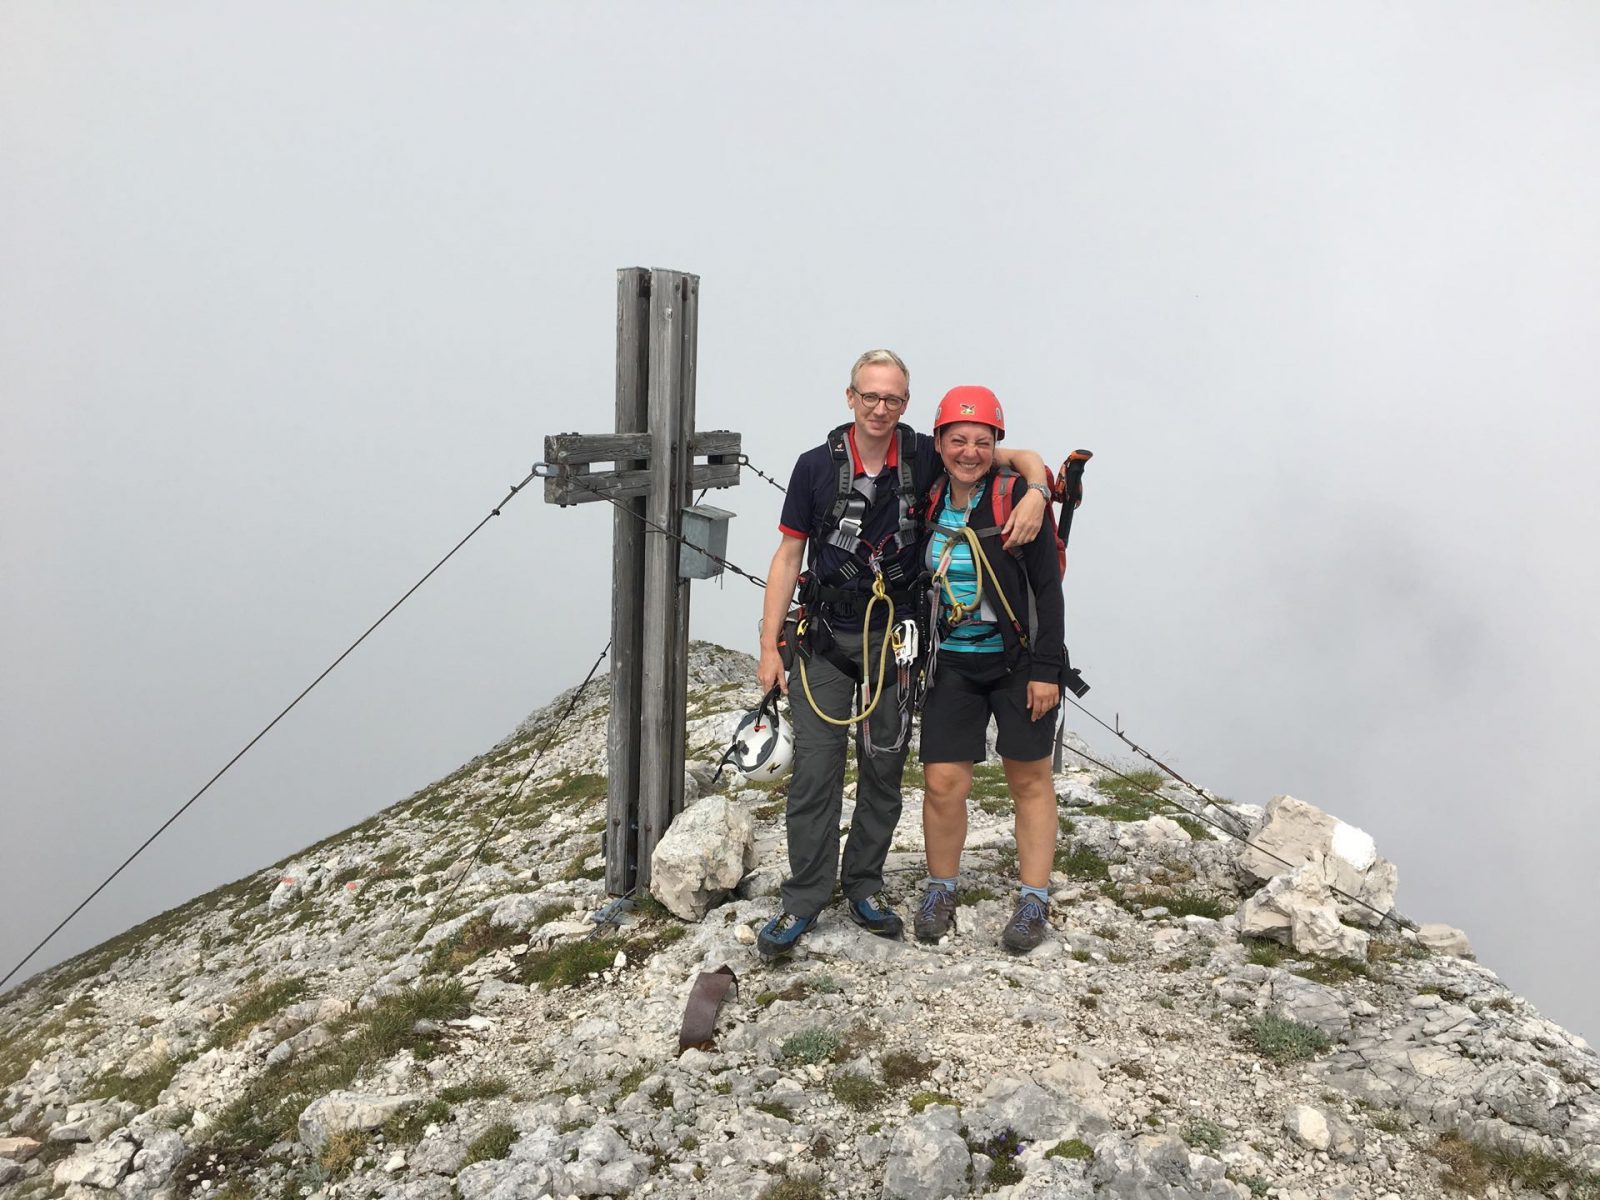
top-left (779, 424), bottom-right (940, 630)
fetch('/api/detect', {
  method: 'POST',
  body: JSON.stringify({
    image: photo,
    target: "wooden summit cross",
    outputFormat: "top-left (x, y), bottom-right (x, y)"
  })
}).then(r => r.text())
top-left (543, 267), bottom-right (741, 896)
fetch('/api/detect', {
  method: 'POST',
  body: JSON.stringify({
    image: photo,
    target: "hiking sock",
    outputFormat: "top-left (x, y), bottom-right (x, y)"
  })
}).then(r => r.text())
top-left (1018, 884), bottom-right (1050, 905)
top-left (928, 875), bottom-right (958, 894)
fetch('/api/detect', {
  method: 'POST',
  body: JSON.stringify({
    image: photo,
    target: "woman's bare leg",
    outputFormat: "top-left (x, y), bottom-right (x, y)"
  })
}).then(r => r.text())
top-left (1004, 755), bottom-right (1057, 889)
top-left (922, 761), bottom-right (974, 879)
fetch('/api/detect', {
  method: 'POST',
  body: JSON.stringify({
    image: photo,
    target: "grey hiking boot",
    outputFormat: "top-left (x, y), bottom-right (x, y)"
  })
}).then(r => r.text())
top-left (913, 885), bottom-right (958, 943)
top-left (1001, 895), bottom-right (1050, 953)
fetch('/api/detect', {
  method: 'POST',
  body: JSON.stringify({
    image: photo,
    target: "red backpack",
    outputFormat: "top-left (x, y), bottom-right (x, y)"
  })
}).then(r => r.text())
top-left (925, 469), bottom-right (1071, 577)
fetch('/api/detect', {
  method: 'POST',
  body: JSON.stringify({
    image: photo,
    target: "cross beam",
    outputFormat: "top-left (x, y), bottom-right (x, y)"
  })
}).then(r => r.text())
top-left (542, 267), bottom-right (740, 896)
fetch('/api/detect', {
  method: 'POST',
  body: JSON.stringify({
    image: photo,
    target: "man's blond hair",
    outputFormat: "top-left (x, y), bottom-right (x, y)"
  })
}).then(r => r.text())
top-left (849, 348), bottom-right (910, 393)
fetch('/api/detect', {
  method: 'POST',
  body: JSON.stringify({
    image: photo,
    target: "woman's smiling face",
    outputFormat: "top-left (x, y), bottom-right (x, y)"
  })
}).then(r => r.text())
top-left (936, 420), bottom-right (997, 488)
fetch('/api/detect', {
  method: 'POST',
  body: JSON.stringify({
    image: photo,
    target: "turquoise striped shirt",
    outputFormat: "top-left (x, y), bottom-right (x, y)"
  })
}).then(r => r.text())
top-left (927, 481), bottom-right (1003, 653)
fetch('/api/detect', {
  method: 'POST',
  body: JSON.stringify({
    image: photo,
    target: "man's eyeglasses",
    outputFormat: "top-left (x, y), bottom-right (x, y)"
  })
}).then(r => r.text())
top-left (852, 389), bottom-right (908, 412)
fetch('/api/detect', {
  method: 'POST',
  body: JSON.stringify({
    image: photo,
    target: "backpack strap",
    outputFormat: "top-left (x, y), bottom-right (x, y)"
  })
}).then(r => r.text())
top-left (824, 424), bottom-right (857, 530)
top-left (893, 424), bottom-right (919, 549)
top-left (965, 470), bottom-right (1022, 556)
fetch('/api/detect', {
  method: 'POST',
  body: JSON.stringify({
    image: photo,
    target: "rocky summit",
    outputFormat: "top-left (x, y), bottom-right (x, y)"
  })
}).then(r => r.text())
top-left (3, 643), bottom-right (1597, 1200)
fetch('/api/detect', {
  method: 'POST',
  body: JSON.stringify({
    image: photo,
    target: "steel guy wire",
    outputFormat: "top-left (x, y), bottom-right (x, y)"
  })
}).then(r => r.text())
top-left (0, 468), bottom-right (543, 993)
top-left (736, 454), bottom-right (788, 494)
top-left (1055, 698), bottom-right (1408, 932)
top-left (564, 473), bottom-right (769, 590)
top-left (426, 640), bottom-right (611, 927)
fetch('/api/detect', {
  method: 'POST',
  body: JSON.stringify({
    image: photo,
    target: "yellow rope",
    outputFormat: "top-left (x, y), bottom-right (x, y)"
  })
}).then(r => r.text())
top-left (797, 574), bottom-right (896, 727)
top-left (931, 525), bottom-right (1025, 642)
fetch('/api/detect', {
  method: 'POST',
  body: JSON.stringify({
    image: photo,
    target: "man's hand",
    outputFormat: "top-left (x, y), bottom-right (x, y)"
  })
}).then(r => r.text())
top-left (1026, 680), bottom-right (1060, 721)
top-left (759, 535), bottom-right (806, 697)
top-left (1002, 487), bottom-right (1047, 547)
top-left (758, 646), bottom-right (789, 696)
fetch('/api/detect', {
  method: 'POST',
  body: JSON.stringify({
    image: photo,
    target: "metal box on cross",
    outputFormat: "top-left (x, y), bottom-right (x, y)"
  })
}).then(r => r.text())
top-left (678, 504), bottom-right (735, 579)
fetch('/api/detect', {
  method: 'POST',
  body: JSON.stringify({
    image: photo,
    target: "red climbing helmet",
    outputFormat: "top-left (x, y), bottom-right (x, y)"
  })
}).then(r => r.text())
top-left (932, 385), bottom-right (1006, 441)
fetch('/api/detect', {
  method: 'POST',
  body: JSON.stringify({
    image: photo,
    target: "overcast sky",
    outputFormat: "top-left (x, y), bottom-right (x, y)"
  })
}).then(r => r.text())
top-left (3, 3), bottom-right (1597, 1036)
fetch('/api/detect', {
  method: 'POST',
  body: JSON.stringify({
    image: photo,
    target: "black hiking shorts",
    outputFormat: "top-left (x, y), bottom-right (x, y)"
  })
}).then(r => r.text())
top-left (919, 651), bottom-right (1058, 764)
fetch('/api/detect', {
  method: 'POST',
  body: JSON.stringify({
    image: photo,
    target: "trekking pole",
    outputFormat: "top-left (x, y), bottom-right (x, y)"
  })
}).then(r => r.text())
top-left (1051, 447), bottom-right (1095, 769)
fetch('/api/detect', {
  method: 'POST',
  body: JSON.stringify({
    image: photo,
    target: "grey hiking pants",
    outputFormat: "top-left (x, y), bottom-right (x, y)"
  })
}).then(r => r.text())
top-left (780, 625), bottom-right (909, 916)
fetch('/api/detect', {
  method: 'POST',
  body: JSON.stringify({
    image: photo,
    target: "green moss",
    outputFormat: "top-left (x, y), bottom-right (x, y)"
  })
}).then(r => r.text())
top-left (908, 1091), bottom-right (958, 1114)
top-left (754, 1100), bottom-right (794, 1121)
top-left (1045, 1138), bottom-right (1093, 1160)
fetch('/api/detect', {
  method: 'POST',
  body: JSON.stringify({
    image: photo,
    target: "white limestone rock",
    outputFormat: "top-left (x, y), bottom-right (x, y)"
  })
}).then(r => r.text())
top-left (881, 1104), bottom-right (970, 1200)
top-left (1237, 859), bottom-right (1370, 960)
top-left (1283, 1104), bottom-right (1331, 1151)
top-left (649, 796), bottom-right (756, 920)
top-left (1239, 794), bottom-right (1397, 927)
top-left (121, 1128), bottom-right (189, 1198)
top-left (1417, 922), bottom-right (1474, 958)
top-left (297, 1091), bottom-right (421, 1153)
top-left (53, 1132), bottom-right (137, 1190)
top-left (1091, 1134), bottom-right (1248, 1199)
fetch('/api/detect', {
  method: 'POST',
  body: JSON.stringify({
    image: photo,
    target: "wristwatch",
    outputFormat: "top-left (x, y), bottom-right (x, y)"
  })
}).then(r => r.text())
top-left (1026, 482), bottom-right (1051, 502)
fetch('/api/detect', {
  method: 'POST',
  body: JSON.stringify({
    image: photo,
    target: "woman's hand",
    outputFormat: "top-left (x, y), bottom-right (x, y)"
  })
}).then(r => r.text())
top-left (1002, 488), bottom-right (1046, 546)
top-left (1026, 681), bottom-right (1060, 721)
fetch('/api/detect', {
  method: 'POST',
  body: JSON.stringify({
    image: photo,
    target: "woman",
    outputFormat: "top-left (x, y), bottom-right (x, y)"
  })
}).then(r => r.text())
top-left (914, 385), bottom-right (1067, 951)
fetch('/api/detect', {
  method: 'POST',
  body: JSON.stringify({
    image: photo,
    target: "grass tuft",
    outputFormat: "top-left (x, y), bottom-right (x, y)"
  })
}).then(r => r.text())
top-left (209, 977), bottom-right (308, 1046)
top-left (1182, 1117), bottom-right (1226, 1153)
top-left (830, 1072), bottom-right (886, 1111)
top-left (462, 1121), bottom-right (517, 1166)
top-left (1247, 1013), bottom-right (1331, 1063)
top-left (1054, 845), bottom-right (1111, 880)
top-left (880, 1052), bottom-right (936, 1088)
top-left (439, 1077), bottom-right (509, 1103)
top-left (781, 1027), bottom-right (842, 1064)
top-left (427, 915), bottom-right (523, 974)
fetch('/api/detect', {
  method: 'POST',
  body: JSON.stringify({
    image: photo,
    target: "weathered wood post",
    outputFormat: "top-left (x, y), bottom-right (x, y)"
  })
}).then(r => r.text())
top-left (544, 267), bottom-right (739, 897)
top-left (610, 268), bottom-right (651, 893)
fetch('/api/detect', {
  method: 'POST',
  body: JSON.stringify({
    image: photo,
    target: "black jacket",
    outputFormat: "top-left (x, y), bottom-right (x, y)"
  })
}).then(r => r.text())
top-left (926, 468), bottom-right (1068, 687)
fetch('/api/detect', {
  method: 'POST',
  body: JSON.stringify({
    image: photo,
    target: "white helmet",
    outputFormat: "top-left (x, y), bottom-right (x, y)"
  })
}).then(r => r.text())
top-left (727, 692), bottom-right (794, 780)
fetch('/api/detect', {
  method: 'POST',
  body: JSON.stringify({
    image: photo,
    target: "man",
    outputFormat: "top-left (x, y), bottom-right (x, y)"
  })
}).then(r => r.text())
top-left (754, 349), bottom-right (1053, 959)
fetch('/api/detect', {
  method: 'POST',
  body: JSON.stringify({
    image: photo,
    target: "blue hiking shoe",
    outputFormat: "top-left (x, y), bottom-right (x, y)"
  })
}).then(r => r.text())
top-left (847, 891), bottom-right (904, 939)
top-left (1002, 894), bottom-right (1050, 953)
top-left (757, 911), bottom-right (817, 960)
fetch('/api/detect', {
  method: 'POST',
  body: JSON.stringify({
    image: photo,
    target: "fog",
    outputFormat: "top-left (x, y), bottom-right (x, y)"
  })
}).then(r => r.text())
top-left (3, 3), bottom-right (1596, 1037)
